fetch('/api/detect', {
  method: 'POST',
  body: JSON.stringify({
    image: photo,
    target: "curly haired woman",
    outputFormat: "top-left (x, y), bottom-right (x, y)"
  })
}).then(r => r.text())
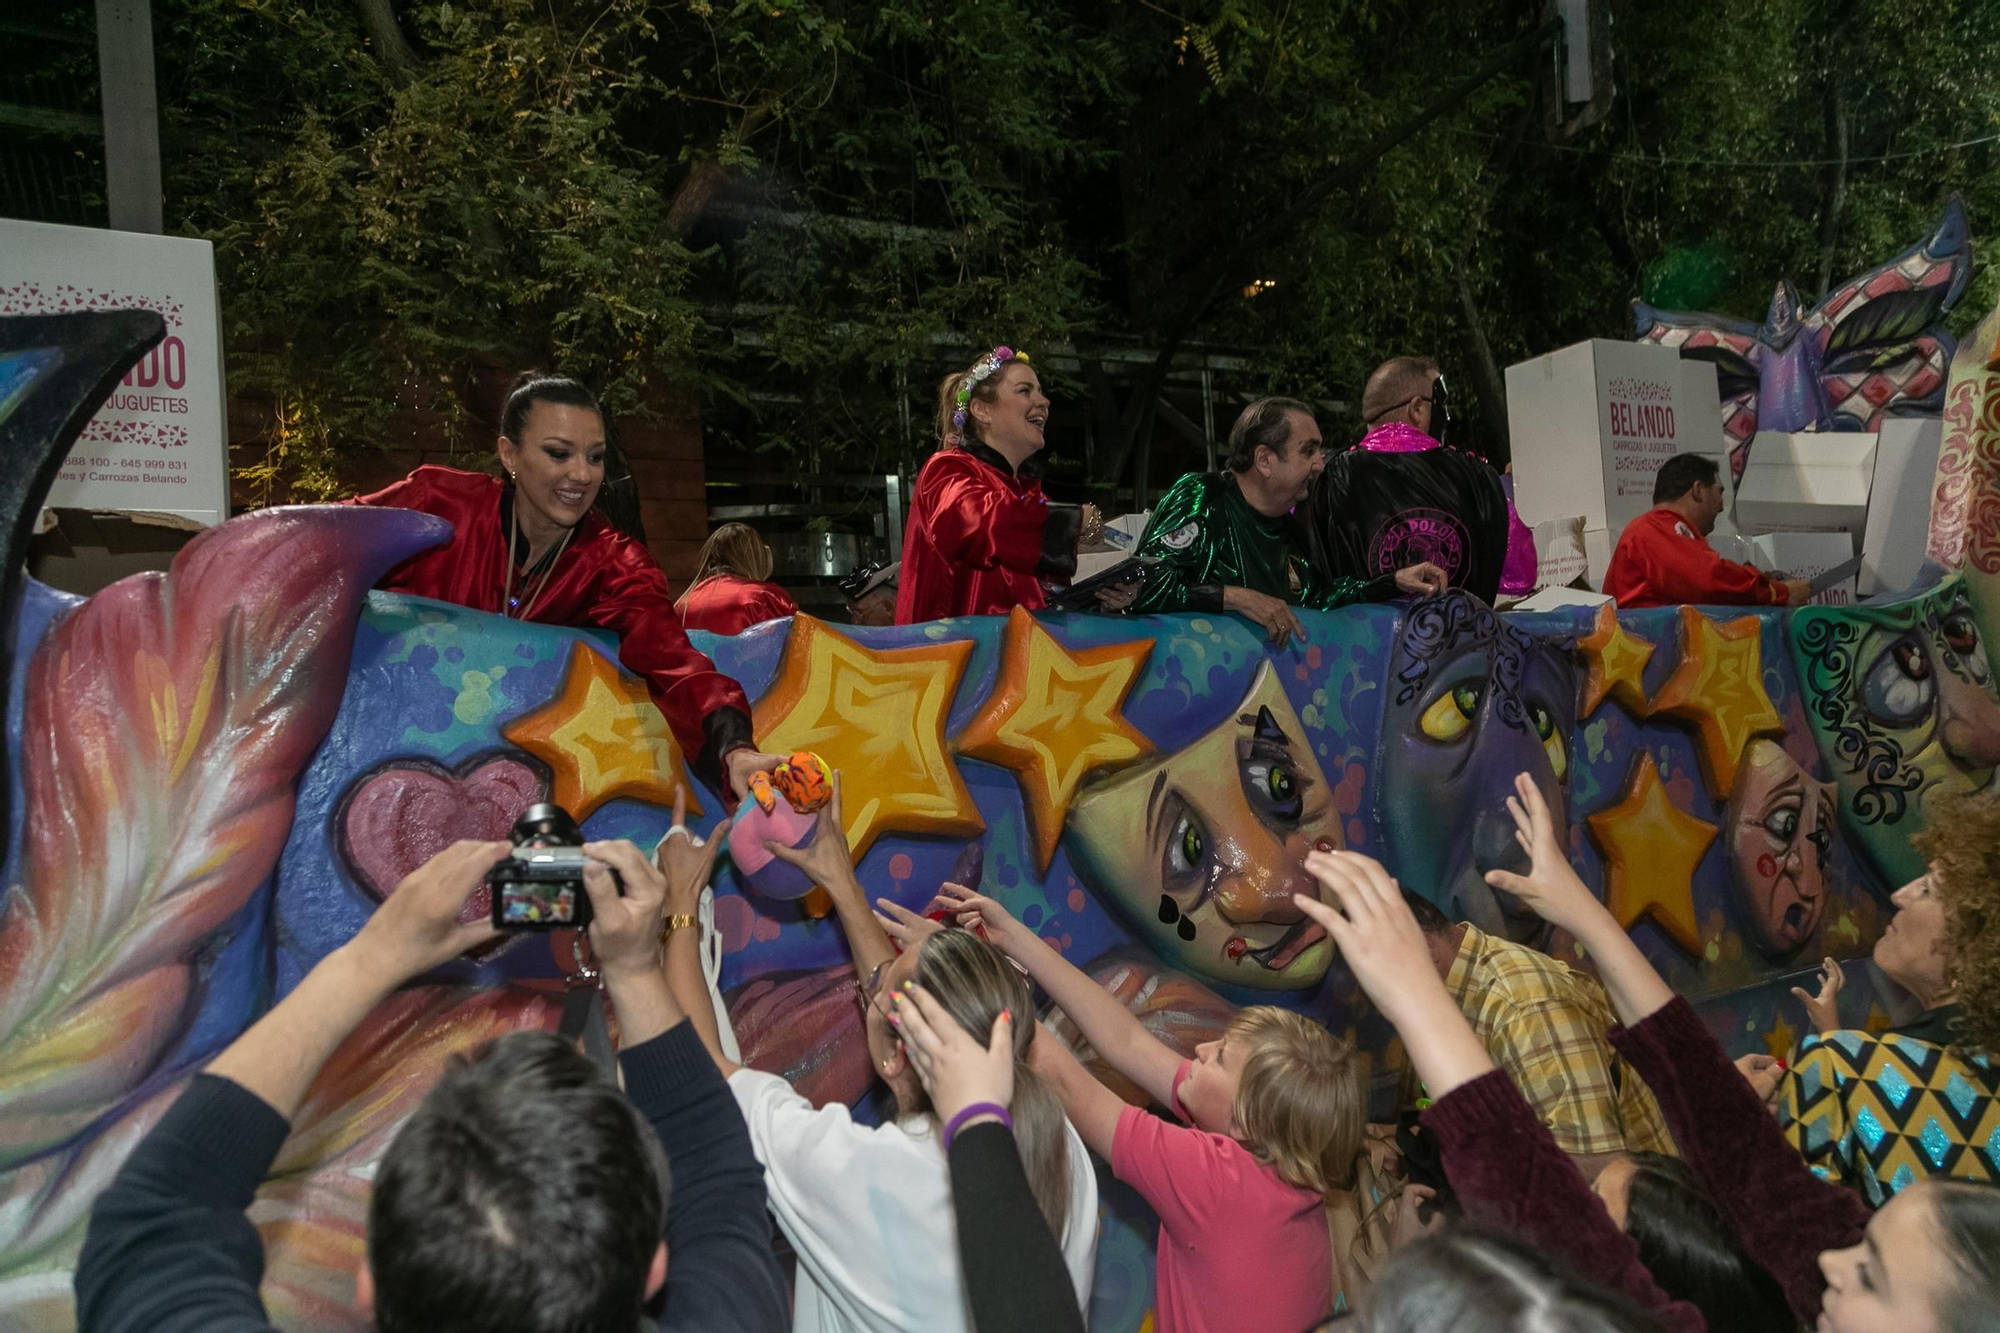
top-left (1776, 790), bottom-right (2000, 1204)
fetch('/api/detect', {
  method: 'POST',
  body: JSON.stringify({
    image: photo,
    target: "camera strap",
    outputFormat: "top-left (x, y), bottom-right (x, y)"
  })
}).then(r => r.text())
top-left (558, 938), bottom-right (618, 1078)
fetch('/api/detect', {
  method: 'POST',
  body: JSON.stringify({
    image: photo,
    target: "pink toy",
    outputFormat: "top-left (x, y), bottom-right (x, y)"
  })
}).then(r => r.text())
top-left (728, 786), bottom-right (821, 900)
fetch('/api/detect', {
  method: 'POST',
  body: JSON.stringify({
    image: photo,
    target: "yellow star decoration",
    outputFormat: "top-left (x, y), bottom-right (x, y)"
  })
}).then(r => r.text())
top-left (1586, 752), bottom-right (1716, 955)
top-left (1764, 1013), bottom-right (1799, 1061)
top-left (953, 607), bottom-right (1155, 873)
top-left (501, 642), bottom-right (701, 822)
top-left (1646, 605), bottom-right (1784, 799)
top-left (1576, 602), bottom-right (1656, 718)
top-left (752, 615), bottom-right (983, 858)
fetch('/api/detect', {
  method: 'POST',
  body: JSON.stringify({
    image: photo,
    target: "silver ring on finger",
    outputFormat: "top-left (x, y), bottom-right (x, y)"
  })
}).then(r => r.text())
top-left (665, 823), bottom-right (691, 842)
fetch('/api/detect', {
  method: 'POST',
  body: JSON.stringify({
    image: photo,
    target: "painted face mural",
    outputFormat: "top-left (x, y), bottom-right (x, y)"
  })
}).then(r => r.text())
top-left (1377, 593), bottom-right (1578, 943)
top-left (1064, 660), bottom-right (1341, 991)
top-left (1725, 739), bottom-right (1836, 956)
top-left (1793, 576), bottom-right (2000, 883)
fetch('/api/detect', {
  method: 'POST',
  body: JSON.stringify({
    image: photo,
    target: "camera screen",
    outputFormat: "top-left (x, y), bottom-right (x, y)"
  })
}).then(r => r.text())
top-left (496, 879), bottom-right (583, 927)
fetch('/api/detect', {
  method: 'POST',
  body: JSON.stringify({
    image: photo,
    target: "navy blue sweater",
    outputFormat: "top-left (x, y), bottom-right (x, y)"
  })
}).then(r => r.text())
top-left (75, 1021), bottom-right (788, 1333)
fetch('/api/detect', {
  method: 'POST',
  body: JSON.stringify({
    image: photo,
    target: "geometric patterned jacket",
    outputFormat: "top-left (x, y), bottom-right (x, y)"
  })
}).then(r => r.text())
top-left (1777, 1007), bottom-right (2000, 1206)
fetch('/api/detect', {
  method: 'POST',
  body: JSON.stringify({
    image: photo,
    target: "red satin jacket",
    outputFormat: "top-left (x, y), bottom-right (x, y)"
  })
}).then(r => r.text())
top-left (678, 573), bottom-right (799, 637)
top-left (351, 467), bottom-right (752, 770)
top-left (895, 443), bottom-right (1079, 623)
top-left (1603, 506), bottom-right (1785, 609)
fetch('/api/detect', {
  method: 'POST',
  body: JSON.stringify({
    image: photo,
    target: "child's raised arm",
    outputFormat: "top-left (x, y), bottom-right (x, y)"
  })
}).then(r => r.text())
top-left (938, 883), bottom-right (1183, 1109)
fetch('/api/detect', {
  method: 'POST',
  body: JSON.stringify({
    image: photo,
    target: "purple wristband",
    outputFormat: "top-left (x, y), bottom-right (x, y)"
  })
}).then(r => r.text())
top-left (942, 1102), bottom-right (1013, 1149)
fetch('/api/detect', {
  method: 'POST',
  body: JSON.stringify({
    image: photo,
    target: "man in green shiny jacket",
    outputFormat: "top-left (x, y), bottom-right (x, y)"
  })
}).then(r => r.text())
top-left (1127, 397), bottom-right (1447, 646)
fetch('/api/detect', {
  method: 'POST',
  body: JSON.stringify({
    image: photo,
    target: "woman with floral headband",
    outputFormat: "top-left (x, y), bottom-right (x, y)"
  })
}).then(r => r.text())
top-left (897, 347), bottom-right (1113, 623)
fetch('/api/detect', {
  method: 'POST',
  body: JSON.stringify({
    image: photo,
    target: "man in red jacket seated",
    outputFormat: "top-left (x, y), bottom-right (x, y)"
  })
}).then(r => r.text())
top-left (1604, 453), bottom-right (1809, 609)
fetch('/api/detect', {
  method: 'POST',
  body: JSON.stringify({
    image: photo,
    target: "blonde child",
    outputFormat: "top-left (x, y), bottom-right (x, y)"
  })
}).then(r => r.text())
top-left (937, 885), bottom-right (1365, 1333)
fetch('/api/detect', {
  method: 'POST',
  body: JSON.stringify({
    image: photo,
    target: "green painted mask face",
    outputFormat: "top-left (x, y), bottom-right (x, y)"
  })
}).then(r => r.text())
top-left (1791, 575), bottom-right (2000, 883)
top-left (1064, 662), bottom-right (1342, 991)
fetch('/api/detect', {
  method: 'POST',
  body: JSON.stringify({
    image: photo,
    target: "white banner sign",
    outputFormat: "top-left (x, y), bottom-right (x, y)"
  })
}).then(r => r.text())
top-left (0, 219), bottom-right (229, 526)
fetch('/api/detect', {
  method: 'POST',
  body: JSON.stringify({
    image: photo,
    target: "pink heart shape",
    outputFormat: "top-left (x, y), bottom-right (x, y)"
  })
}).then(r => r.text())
top-left (338, 754), bottom-right (548, 937)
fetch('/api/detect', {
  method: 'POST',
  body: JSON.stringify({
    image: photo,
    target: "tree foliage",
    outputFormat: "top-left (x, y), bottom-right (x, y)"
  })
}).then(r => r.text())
top-left (153, 0), bottom-right (2000, 500)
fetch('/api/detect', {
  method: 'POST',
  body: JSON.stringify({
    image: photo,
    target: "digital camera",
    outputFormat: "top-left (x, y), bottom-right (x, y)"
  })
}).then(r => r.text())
top-left (487, 802), bottom-right (595, 931)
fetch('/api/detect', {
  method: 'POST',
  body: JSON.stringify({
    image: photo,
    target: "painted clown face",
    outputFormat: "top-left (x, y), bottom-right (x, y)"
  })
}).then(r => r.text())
top-left (1726, 738), bottom-right (1835, 956)
top-left (1792, 577), bottom-right (2000, 883)
top-left (1377, 592), bottom-right (1578, 944)
top-left (1064, 661), bottom-right (1340, 990)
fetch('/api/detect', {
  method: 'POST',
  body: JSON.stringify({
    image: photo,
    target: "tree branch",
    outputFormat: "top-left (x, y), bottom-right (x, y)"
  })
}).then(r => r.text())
top-left (350, 0), bottom-right (423, 90)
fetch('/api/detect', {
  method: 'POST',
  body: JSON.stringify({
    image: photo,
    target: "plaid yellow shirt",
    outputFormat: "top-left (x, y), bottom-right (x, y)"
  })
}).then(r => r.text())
top-left (1444, 924), bottom-right (1676, 1158)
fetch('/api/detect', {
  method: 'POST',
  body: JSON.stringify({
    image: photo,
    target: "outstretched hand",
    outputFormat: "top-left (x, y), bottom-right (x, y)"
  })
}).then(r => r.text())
top-left (891, 982), bottom-right (1015, 1125)
top-left (1296, 850), bottom-right (1445, 1026)
top-left (654, 785), bottom-right (727, 915)
top-left (876, 897), bottom-right (947, 951)
top-left (1790, 957), bottom-right (1846, 1033)
top-left (1296, 849), bottom-right (1497, 1099)
top-left (936, 882), bottom-right (1031, 956)
top-left (1481, 772), bottom-right (1604, 935)
top-left (765, 772), bottom-right (859, 896)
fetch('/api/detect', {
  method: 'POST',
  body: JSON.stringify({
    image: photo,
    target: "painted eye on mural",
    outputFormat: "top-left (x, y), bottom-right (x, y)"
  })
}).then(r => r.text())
top-left (1528, 701), bottom-right (1569, 780)
top-left (1940, 607), bottom-right (1992, 684)
top-left (1420, 682), bottom-right (1481, 742)
top-left (1761, 802), bottom-right (1800, 845)
top-left (1243, 757), bottom-right (1304, 823)
top-left (1863, 634), bottom-right (1936, 728)
top-left (1239, 706), bottom-right (1311, 828)
top-left (1166, 804), bottom-right (1208, 879)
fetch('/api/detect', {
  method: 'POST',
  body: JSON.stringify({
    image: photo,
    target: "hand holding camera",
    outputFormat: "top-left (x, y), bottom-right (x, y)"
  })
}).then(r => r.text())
top-left (488, 803), bottom-right (600, 931)
top-left (349, 838), bottom-right (510, 991)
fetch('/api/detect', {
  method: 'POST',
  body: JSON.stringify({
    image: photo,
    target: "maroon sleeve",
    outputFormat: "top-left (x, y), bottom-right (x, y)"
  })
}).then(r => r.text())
top-left (588, 541), bottom-right (755, 783)
top-left (1610, 998), bottom-right (1867, 1325)
top-left (1424, 1072), bottom-right (1706, 1333)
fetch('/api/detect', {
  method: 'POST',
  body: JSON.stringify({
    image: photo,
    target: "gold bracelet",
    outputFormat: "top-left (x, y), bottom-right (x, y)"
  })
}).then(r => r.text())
top-left (659, 913), bottom-right (697, 938)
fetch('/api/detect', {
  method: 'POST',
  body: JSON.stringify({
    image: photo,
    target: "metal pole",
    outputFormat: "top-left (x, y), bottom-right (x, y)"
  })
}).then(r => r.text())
top-left (1201, 366), bottom-right (1216, 473)
top-left (95, 0), bottom-right (163, 233)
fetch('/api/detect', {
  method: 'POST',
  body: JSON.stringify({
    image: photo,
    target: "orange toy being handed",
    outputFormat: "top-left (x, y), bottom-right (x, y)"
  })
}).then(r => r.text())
top-left (747, 751), bottom-right (834, 816)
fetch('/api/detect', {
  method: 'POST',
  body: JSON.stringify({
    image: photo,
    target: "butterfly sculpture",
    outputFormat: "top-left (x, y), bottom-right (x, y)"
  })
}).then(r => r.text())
top-left (1632, 194), bottom-right (1971, 481)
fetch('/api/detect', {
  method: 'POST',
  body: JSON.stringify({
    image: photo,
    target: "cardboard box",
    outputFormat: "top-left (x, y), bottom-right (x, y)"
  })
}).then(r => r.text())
top-left (1531, 515), bottom-right (1590, 590)
top-left (1075, 510), bottom-right (1152, 581)
top-left (1734, 431), bottom-right (1876, 543)
top-left (1754, 531), bottom-right (1859, 606)
top-left (1505, 340), bottom-right (1725, 534)
top-left (1860, 416), bottom-right (1943, 597)
top-left (27, 509), bottom-right (200, 597)
top-left (1585, 527), bottom-right (1614, 590)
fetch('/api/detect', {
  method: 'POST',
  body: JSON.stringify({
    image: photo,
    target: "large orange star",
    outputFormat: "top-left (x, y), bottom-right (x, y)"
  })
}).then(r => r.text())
top-left (953, 607), bottom-right (1155, 873)
top-left (1586, 752), bottom-right (1715, 955)
top-left (1646, 606), bottom-right (1784, 798)
top-left (752, 615), bottom-right (982, 857)
top-left (1576, 602), bottom-right (1656, 718)
top-left (501, 642), bottom-right (702, 821)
